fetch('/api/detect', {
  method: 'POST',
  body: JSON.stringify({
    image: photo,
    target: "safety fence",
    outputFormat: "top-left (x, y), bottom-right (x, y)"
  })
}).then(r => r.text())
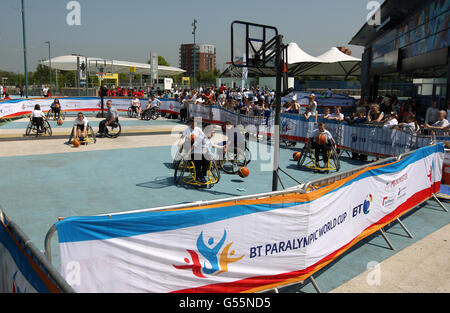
top-left (42, 144), bottom-right (446, 293)
top-left (0, 96), bottom-right (440, 158)
top-left (0, 209), bottom-right (74, 293)
top-left (187, 102), bottom-right (436, 158)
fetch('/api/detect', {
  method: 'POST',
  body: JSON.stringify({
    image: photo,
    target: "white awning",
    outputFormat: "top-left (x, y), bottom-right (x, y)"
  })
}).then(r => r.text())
top-left (41, 55), bottom-right (185, 76)
top-left (295, 47), bottom-right (361, 77)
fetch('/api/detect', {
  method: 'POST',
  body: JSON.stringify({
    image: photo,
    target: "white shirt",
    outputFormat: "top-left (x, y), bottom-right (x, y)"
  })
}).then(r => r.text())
top-left (309, 101), bottom-right (318, 115)
top-left (31, 109), bottom-right (46, 118)
top-left (432, 119), bottom-right (449, 128)
top-left (311, 129), bottom-right (333, 144)
top-left (131, 99), bottom-right (140, 107)
top-left (328, 112), bottom-right (344, 121)
top-left (383, 118), bottom-right (398, 128)
top-left (74, 116), bottom-right (88, 127)
top-left (184, 127), bottom-right (206, 154)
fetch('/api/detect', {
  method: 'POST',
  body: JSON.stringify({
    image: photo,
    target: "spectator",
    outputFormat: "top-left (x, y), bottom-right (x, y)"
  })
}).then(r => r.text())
top-left (367, 104), bottom-right (384, 123)
top-left (322, 107), bottom-right (331, 119)
top-left (425, 101), bottom-right (439, 125)
top-left (396, 115), bottom-right (419, 134)
top-left (382, 112), bottom-right (399, 129)
top-left (327, 106), bottom-right (344, 121)
top-left (424, 110), bottom-right (449, 131)
top-left (308, 93), bottom-right (318, 124)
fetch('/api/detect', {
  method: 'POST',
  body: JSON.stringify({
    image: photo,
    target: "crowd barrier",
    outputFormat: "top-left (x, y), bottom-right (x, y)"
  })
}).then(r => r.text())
top-left (0, 96), bottom-right (181, 119)
top-left (43, 144), bottom-right (445, 293)
top-left (0, 97), bottom-right (439, 158)
top-left (0, 209), bottom-right (74, 293)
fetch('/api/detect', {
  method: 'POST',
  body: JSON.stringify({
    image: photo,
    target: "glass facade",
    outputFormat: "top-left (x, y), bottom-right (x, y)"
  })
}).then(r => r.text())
top-left (371, 0), bottom-right (449, 68)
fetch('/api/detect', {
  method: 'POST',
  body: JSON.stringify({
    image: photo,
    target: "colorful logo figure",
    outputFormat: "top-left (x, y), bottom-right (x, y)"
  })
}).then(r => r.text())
top-left (173, 230), bottom-right (244, 278)
top-left (427, 165), bottom-right (433, 182)
top-left (281, 120), bottom-right (291, 133)
top-left (363, 194), bottom-right (372, 214)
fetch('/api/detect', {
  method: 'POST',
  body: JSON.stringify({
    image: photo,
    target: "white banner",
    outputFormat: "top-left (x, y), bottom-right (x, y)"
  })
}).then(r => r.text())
top-left (56, 144), bottom-right (444, 293)
top-left (0, 97), bottom-right (181, 118)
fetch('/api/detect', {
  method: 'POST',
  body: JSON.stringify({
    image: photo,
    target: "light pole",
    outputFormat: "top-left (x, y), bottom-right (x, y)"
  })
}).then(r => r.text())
top-left (21, 0), bottom-right (28, 98)
top-left (45, 41), bottom-right (52, 89)
top-left (192, 19), bottom-right (197, 89)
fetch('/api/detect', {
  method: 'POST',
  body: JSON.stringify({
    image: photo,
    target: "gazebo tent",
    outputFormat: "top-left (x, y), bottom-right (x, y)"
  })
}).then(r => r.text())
top-left (41, 55), bottom-right (185, 77)
top-left (291, 47), bottom-right (361, 78)
top-left (220, 44), bottom-right (361, 79)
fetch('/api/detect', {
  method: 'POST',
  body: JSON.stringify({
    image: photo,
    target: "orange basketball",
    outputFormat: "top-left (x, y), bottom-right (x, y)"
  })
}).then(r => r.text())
top-left (190, 133), bottom-right (195, 143)
top-left (238, 166), bottom-right (249, 178)
top-left (293, 151), bottom-right (301, 161)
top-left (57, 119), bottom-right (63, 125)
top-left (72, 139), bottom-right (80, 147)
top-left (316, 133), bottom-right (327, 145)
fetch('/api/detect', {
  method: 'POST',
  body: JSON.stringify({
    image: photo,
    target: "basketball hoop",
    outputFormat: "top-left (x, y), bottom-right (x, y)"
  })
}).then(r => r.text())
top-left (96, 72), bottom-right (105, 81)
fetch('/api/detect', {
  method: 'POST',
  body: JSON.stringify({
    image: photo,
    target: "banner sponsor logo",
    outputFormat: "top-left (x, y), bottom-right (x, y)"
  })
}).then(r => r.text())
top-left (352, 194), bottom-right (372, 217)
top-left (173, 230), bottom-right (244, 278)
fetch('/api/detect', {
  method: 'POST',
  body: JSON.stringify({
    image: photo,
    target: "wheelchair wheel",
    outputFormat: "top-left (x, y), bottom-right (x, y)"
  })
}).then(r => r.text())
top-left (127, 107), bottom-right (135, 118)
top-left (44, 120), bottom-right (52, 136)
top-left (331, 145), bottom-right (340, 171)
top-left (297, 146), bottom-right (309, 169)
top-left (220, 148), bottom-right (247, 174)
top-left (209, 161), bottom-right (221, 186)
top-left (25, 121), bottom-right (33, 136)
top-left (46, 110), bottom-right (53, 120)
top-left (105, 122), bottom-right (121, 138)
top-left (174, 160), bottom-right (187, 185)
top-left (88, 126), bottom-right (96, 144)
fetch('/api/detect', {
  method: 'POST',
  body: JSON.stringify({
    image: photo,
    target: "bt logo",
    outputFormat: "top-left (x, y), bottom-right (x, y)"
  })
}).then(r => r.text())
top-left (352, 194), bottom-right (372, 217)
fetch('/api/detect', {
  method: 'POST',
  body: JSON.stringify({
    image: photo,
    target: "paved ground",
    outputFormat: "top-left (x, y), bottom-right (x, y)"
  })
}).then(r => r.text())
top-left (0, 114), bottom-right (448, 293)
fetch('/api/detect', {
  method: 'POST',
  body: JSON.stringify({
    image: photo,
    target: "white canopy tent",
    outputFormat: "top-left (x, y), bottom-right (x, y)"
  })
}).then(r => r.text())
top-left (220, 43), bottom-right (361, 79)
top-left (41, 55), bottom-right (185, 77)
top-left (290, 47), bottom-right (361, 77)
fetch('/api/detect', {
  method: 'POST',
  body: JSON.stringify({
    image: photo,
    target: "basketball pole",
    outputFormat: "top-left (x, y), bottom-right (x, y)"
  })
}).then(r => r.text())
top-left (272, 34), bottom-right (283, 192)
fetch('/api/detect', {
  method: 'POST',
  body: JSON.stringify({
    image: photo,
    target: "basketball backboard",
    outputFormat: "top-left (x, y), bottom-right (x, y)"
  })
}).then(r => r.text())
top-left (231, 21), bottom-right (278, 69)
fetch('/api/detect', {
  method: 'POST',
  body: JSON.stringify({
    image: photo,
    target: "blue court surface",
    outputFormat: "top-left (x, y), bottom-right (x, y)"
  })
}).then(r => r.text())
top-left (0, 127), bottom-right (448, 293)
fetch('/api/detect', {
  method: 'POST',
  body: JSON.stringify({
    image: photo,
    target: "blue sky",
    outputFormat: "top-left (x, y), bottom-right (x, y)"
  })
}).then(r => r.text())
top-left (0, 0), bottom-right (378, 73)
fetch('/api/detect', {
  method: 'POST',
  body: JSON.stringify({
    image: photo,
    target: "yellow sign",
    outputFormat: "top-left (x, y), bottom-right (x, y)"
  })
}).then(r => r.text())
top-left (129, 66), bottom-right (136, 73)
top-left (182, 77), bottom-right (190, 85)
top-left (98, 73), bottom-right (118, 86)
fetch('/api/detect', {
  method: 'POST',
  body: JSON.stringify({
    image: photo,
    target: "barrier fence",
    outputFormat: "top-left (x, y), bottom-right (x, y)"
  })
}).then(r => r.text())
top-left (43, 144), bottom-right (446, 293)
top-left (0, 209), bottom-right (75, 293)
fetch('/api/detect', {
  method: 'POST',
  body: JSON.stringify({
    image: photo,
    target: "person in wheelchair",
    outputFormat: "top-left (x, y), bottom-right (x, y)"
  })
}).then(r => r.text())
top-left (50, 98), bottom-right (62, 120)
top-left (310, 122), bottom-right (336, 168)
top-left (97, 100), bottom-right (119, 137)
top-left (141, 96), bottom-right (160, 119)
top-left (30, 104), bottom-right (47, 133)
top-left (129, 97), bottom-right (141, 117)
top-left (221, 121), bottom-right (246, 156)
top-left (73, 112), bottom-right (88, 141)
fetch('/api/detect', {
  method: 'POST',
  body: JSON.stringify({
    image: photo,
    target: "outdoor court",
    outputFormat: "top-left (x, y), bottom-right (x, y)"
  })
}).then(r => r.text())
top-left (0, 114), bottom-right (449, 293)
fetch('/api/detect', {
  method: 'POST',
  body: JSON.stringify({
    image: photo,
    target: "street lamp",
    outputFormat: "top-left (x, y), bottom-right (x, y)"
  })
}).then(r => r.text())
top-left (192, 19), bottom-right (197, 89)
top-left (45, 41), bottom-right (52, 88)
top-left (21, 0), bottom-right (28, 98)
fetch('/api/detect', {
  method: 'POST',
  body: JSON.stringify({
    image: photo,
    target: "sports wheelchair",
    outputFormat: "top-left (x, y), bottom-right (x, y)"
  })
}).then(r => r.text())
top-left (127, 106), bottom-right (140, 118)
top-left (174, 152), bottom-right (221, 189)
top-left (217, 146), bottom-right (252, 174)
top-left (46, 108), bottom-right (66, 121)
top-left (104, 119), bottom-right (122, 138)
top-left (296, 138), bottom-right (340, 173)
top-left (68, 124), bottom-right (96, 145)
top-left (140, 106), bottom-right (160, 120)
top-left (25, 119), bottom-right (52, 137)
